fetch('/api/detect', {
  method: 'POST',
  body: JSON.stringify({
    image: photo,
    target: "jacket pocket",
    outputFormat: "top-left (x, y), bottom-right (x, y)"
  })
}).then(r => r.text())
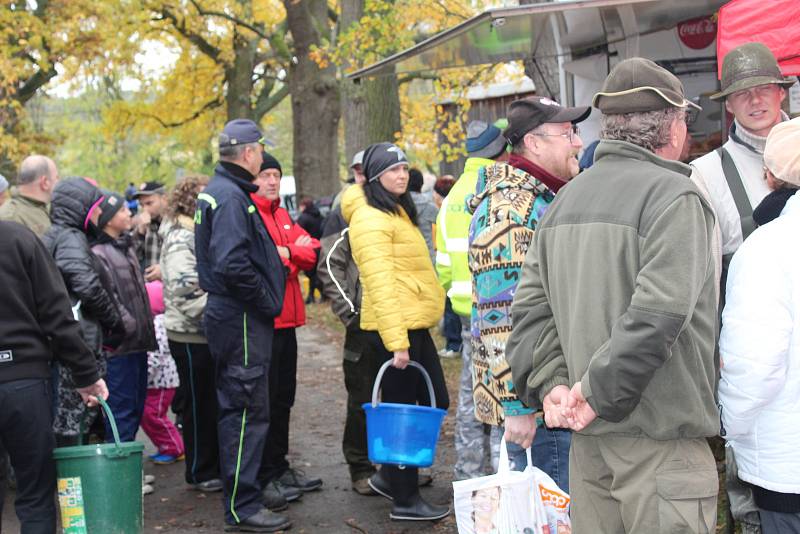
top-left (656, 467), bottom-right (718, 533)
top-left (221, 364), bottom-right (266, 410)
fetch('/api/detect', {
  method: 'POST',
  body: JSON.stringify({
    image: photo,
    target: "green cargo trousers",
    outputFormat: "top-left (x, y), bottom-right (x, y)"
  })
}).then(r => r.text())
top-left (341, 329), bottom-right (381, 482)
top-left (570, 433), bottom-right (718, 533)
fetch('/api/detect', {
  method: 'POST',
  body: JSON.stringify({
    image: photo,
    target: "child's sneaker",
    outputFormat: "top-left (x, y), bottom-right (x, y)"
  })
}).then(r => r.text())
top-left (142, 483), bottom-right (154, 495)
top-left (149, 453), bottom-right (185, 465)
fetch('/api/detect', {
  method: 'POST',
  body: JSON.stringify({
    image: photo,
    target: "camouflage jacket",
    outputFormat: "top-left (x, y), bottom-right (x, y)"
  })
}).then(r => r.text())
top-left (160, 216), bottom-right (207, 343)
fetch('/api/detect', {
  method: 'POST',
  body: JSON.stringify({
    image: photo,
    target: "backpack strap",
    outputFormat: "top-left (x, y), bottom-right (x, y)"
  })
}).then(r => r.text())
top-left (717, 147), bottom-right (756, 241)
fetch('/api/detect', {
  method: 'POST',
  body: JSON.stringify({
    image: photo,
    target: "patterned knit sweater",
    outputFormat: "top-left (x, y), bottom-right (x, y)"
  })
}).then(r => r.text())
top-left (467, 161), bottom-right (554, 426)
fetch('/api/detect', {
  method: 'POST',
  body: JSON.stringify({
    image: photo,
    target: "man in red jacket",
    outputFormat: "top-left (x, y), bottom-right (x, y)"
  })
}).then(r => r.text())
top-left (251, 152), bottom-right (324, 510)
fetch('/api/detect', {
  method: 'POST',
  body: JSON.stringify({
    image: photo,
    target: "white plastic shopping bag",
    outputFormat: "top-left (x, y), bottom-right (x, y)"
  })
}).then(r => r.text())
top-left (453, 438), bottom-right (549, 533)
top-left (527, 463), bottom-right (571, 533)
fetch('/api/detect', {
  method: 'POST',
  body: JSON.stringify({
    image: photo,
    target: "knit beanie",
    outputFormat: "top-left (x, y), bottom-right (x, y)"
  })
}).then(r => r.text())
top-left (362, 142), bottom-right (409, 182)
top-left (97, 191), bottom-right (125, 229)
top-left (260, 151), bottom-right (282, 176)
top-left (764, 117), bottom-right (800, 187)
top-left (146, 281), bottom-right (165, 316)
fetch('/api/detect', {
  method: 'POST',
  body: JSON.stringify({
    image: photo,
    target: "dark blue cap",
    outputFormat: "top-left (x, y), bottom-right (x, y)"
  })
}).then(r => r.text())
top-left (219, 119), bottom-right (266, 148)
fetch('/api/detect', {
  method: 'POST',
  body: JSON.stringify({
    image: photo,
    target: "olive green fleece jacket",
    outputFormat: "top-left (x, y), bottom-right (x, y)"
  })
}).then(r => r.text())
top-left (506, 140), bottom-right (719, 440)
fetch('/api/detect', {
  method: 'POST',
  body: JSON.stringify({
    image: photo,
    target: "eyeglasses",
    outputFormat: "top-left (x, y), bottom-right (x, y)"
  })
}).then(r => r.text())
top-left (529, 124), bottom-right (581, 145)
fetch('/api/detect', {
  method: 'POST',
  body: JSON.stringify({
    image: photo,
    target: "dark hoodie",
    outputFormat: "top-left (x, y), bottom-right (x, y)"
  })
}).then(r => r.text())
top-left (42, 178), bottom-right (125, 355)
top-left (297, 203), bottom-right (323, 240)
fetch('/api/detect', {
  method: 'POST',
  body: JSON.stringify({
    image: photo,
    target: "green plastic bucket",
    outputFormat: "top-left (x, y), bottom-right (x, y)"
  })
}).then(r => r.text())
top-left (53, 398), bottom-right (144, 534)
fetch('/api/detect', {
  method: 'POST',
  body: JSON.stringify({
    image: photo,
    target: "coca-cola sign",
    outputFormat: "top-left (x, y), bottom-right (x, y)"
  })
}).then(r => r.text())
top-left (677, 16), bottom-right (717, 50)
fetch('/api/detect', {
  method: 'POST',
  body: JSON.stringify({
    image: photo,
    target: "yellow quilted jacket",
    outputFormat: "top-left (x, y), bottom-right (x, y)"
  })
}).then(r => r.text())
top-left (341, 185), bottom-right (444, 351)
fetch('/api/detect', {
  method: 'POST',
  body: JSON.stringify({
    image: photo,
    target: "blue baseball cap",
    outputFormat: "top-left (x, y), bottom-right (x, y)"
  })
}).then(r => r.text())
top-left (219, 119), bottom-right (268, 148)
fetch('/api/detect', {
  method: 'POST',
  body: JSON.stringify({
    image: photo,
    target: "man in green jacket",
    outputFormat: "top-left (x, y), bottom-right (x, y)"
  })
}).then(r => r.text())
top-left (506, 58), bottom-right (719, 532)
top-left (0, 155), bottom-right (59, 236)
top-left (435, 120), bottom-right (508, 480)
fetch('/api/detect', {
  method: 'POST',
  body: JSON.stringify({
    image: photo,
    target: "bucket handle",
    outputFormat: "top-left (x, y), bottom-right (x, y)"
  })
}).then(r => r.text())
top-left (371, 360), bottom-right (437, 409)
top-left (77, 397), bottom-right (127, 456)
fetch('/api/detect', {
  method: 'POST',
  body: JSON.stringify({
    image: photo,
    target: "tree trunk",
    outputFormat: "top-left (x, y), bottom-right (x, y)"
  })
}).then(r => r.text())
top-left (283, 0), bottom-right (341, 200)
top-left (340, 0), bottom-right (402, 168)
top-left (225, 29), bottom-right (257, 120)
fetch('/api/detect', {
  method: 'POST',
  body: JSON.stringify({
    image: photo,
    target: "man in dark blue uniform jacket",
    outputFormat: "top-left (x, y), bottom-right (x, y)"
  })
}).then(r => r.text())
top-left (195, 119), bottom-right (287, 533)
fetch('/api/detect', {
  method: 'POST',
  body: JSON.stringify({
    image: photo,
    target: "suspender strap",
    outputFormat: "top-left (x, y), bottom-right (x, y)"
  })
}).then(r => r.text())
top-left (717, 147), bottom-right (756, 241)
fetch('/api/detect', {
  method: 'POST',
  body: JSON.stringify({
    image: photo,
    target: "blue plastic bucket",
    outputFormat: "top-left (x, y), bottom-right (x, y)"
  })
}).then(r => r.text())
top-left (363, 361), bottom-right (447, 467)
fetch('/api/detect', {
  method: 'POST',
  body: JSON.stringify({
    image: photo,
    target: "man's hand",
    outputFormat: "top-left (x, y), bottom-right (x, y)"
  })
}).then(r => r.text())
top-left (144, 263), bottom-right (161, 282)
top-left (294, 235), bottom-right (312, 247)
top-left (542, 384), bottom-right (571, 428)
top-left (135, 211), bottom-right (151, 234)
top-left (77, 379), bottom-right (109, 408)
top-left (504, 413), bottom-right (537, 449)
top-left (392, 350), bottom-right (410, 369)
top-left (564, 382), bottom-right (597, 431)
top-left (277, 246), bottom-right (291, 259)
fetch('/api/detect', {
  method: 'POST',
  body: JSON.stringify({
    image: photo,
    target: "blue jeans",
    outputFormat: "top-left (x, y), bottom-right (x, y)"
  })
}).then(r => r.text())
top-left (104, 352), bottom-right (148, 442)
top-left (443, 297), bottom-right (462, 352)
top-left (503, 426), bottom-right (571, 493)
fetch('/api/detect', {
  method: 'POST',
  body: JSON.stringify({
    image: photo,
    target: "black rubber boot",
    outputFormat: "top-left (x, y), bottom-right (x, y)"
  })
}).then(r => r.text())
top-left (386, 466), bottom-right (450, 521)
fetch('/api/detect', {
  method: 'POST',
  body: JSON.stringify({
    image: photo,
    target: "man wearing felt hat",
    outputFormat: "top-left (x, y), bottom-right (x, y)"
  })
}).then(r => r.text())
top-left (694, 42), bottom-right (795, 264)
top-left (194, 119), bottom-right (290, 532)
top-left (506, 58), bottom-right (720, 532)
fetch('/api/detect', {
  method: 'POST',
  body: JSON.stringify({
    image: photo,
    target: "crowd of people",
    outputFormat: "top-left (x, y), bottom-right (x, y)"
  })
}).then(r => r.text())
top-left (0, 39), bottom-right (798, 534)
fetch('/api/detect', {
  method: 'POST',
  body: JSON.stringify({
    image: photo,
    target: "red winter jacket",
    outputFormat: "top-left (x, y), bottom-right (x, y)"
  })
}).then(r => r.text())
top-left (251, 194), bottom-right (320, 329)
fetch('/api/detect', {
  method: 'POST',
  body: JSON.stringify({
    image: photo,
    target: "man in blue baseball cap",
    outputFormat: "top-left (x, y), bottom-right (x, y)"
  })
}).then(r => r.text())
top-left (195, 119), bottom-right (289, 532)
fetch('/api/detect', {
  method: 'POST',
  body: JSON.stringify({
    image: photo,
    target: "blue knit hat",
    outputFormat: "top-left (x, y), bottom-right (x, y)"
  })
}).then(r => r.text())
top-left (466, 121), bottom-right (507, 158)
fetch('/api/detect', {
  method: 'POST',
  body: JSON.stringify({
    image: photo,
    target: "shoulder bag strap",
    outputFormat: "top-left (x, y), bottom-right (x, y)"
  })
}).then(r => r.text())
top-left (717, 147), bottom-right (756, 241)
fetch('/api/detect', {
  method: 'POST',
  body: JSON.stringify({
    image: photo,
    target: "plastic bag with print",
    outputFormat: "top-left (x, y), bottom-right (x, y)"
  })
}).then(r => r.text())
top-left (453, 439), bottom-right (550, 533)
top-left (528, 464), bottom-right (571, 533)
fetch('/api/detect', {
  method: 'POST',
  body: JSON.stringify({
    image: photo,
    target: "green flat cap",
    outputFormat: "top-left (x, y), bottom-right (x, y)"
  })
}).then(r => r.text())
top-left (711, 42), bottom-right (795, 101)
top-left (592, 58), bottom-right (701, 115)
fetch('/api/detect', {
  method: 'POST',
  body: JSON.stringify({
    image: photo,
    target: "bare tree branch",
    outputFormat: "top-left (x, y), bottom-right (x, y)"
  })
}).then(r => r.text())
top-left (16, 66), bottom-right (58, 104)
top-left (187, 0), bottom-right (270, 41)
top-left (432, 0), bottom-right (471, 21)
top-left (254, 83), bottom-right (290, 121)
top-left (139, 97), bottom-right (223, 128)
top-left (157, 6), bottom-right (222, 62)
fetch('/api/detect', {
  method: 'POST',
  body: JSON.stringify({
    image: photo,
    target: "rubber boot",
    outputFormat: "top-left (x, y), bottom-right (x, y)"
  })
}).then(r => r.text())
top-left (386, 466), bottom-right (449, 521)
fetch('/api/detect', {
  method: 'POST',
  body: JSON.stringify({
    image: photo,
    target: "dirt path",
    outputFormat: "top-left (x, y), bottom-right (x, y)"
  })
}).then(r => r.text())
top-left (2, 305), bottom-right (462, 533)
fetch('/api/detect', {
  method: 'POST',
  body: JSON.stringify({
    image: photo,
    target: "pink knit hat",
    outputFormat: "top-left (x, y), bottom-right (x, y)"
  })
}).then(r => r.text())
top-left (146, 281), bottom-right (165, 316)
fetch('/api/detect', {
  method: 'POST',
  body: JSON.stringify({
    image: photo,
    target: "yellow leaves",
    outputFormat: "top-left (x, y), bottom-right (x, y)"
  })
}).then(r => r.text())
top-left (309, 45), bottom-right (329, 69)
top-left (398, 62), bottom-right (507, 170)
top-left (252, 0), bottom-right (287, 29)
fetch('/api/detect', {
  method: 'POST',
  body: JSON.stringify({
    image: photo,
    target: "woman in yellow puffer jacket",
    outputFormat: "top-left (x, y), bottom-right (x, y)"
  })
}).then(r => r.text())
top-left (341, 142), bottom-right (450, 522)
